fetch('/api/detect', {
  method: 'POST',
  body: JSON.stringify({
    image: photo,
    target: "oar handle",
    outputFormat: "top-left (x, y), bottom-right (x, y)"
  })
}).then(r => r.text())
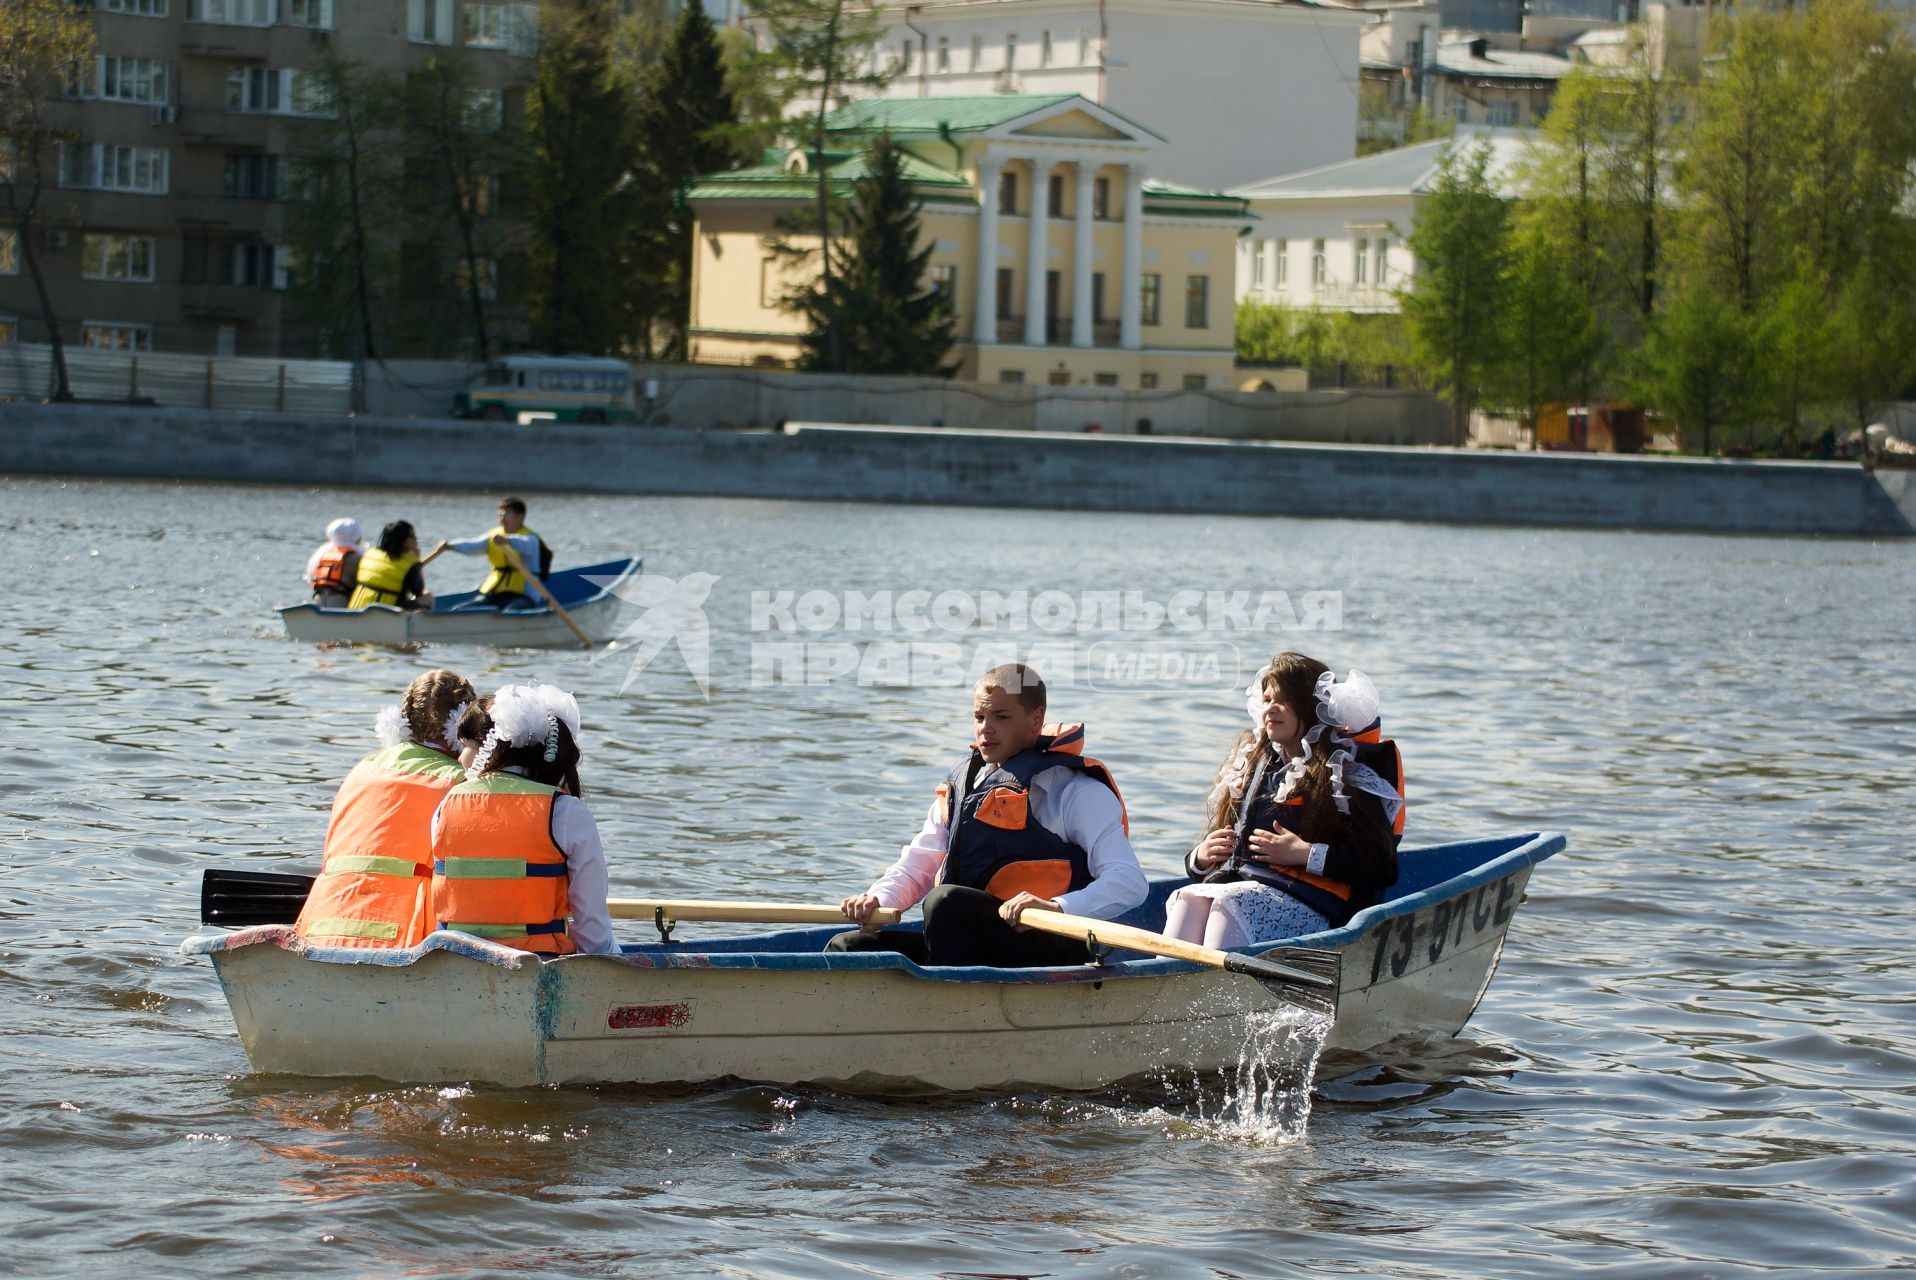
top-left (1020, 906), bottom-right (1335, 991)
top-left (501, 541), bottom-right (592, 648)
top-left (607, 898), bottom-right (903, 926)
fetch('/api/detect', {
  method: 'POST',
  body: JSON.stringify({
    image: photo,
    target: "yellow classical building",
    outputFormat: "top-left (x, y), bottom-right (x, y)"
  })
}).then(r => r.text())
top-left (687, 95), bottom-right (1253, 390)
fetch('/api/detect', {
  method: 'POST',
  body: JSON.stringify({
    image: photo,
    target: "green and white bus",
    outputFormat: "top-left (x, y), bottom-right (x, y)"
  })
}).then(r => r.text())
top-left (453, 355), bottom-right (639, 424)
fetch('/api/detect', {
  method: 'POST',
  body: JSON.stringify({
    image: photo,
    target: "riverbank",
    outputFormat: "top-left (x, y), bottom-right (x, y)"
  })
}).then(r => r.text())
top-left (3, 401), bottom-right (1910, 536)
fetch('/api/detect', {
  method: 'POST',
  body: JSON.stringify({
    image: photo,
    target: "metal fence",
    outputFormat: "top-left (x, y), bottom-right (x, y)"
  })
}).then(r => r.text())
top-left (0, 342), bottom-right (354, 415)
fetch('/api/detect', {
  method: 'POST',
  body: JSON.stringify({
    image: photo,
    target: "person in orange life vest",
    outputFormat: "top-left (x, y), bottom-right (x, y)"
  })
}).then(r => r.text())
top-left (830, 663), bottom-right (1147, 968)
top-left (305, 517), bottom-right (363, 607)
top-left (1164, 652), bottom-right (1403, 949)
top-left (432, 683), bottom-right (618, 956)
top-left (293, 669), bottom-right (476, 949)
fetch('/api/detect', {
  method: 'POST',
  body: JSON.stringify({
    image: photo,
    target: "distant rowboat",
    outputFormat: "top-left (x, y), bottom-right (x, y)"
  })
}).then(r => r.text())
top-left (277, 557), bottom-right (639, 647)
top-left (183, 832), bottom-right (1564, 1091)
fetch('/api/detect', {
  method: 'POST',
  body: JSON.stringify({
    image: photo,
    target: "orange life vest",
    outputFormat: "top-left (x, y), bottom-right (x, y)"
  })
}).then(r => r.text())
top-left (429, 773), bottom-right (576, 955)
top-left (311, 544), bottom-right (354, 594)
top-left (293, 742), bottom-right (466, 948)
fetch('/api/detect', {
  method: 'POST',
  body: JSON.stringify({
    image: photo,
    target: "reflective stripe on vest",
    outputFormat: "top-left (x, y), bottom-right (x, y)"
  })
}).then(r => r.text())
top-left (429, 772), bottom-right (575, 955)
top-left (311, 544), bottom-right (353, 593)
top-left (349, 548), bottom-right (419, 608)
top-left (293, 742), bottom-right (465, 950)
top-left (479, 525), bottom-right (541, 596)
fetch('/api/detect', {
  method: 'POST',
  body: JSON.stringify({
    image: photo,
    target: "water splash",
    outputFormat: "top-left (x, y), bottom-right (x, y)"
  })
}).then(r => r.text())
top-left (1181, 1003), bottom-right (1334, 1145)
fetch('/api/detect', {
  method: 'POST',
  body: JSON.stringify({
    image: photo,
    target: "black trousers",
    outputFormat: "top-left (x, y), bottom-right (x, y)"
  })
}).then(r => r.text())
top-left (479, 590), bottom-right (529, 611)
top-left (825, 884), bottom-right (1091, 968)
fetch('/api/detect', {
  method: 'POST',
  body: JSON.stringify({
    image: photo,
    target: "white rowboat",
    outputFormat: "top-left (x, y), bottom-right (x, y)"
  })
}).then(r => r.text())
top-left (183, 832), bottom-right (1563, 1091)
top-left (277, 557), bottom-right (639, 647)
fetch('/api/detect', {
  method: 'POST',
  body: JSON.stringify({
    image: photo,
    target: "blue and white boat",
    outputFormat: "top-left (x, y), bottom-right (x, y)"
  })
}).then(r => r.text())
top-left (277, 557), bottom-right (640, 647)
top-left (184, 832), bottom-right (1564, 1090)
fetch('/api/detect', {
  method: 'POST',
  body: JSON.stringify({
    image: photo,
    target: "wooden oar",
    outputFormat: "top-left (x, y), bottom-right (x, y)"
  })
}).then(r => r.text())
top-left (1017, 906), bottom-right (1340, 1016)
top-left (608, 898), bottom-right (902, 927)
top-left (500, 540), bottom-right (592, 648)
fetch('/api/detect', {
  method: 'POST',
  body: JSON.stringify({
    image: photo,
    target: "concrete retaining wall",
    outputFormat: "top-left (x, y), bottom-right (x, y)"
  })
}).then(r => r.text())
top-left (3, 402), bottom-right (1911, 537)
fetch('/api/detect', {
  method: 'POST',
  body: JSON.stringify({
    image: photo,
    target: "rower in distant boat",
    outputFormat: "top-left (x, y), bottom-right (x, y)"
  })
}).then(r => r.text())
top-left (430, 496), bottom-right (552, 611)
top-left (829, 663), bottom-right (1147, 968)
top-left (305, 517), bottom-right (362, 607)
top-left (293, 670), bottom-right (475, 949)
top-left (348, 521), bottom-right (436, 611)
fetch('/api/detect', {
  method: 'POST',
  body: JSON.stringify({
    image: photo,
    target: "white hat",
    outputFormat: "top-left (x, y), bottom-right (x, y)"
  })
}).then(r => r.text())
top-left (326, 517), bottom-right (363, 548)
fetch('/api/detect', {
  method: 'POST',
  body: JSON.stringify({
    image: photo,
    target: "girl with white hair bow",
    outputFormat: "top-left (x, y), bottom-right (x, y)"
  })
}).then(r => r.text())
top-left (305, 517), bottom-right (362, 607)
top-left (1161, 652), bottom-right (1404, 950)
top-left (430, 683), bottom-right (618, 956)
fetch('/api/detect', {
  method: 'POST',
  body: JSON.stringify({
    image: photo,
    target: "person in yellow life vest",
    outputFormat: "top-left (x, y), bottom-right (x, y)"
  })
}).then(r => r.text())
top-left (348, 520), bottom-right (435, 611)
top-left (305, 517), bottom-right (362, 607)
top-left (1164, 652), bottom-right (1404, 948)
top-left (828, 663), bottom-right (1147, 968)
top-left (293, 669), bottom-right (475, 949)
top-left (431, 683), bottom-right (618, 956)
top-left (430, 496), bottom-right (548, 611)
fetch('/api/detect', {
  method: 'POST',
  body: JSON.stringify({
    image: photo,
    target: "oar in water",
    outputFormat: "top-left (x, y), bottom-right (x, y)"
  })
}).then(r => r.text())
top-left (499, 541), bottom-right (592, 649)
top-left (1016, 906), bottom-right (1340, 1017)
top-left (200, 868), bottom-right (315, 927)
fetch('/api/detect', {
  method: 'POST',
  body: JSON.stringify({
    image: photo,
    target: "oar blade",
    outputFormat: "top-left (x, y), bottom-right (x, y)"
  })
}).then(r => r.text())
top-left (200, 868), bottom-right (315, 927)
top-left (1224, 946), bottom-right (1341, 1019)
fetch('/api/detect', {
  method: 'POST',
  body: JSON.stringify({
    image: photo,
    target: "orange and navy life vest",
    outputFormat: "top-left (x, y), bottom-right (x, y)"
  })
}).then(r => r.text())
top-left (293, 742), bottom-right (467, 948)
top-left (311, 544), bottom-right (355, 594)
top-left (937, 723), bottom-right (1127, 903)
top-left (1228, 722), bottom-right (1403, 926)
top-left (429, 772), bottom-right (576, 955)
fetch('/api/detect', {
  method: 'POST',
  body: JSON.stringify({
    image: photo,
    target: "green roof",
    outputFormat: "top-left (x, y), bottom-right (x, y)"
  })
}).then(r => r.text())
top-left (688, 149), bottom-right (975, 205)
top-left (821, 94), bottom-right (1079, 135)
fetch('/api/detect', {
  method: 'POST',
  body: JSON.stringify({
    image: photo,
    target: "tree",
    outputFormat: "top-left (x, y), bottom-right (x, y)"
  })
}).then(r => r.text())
top-left (789, 133), bottom-right (954, 376)
top-left (745, 0), bottom-right (896, 372)
top-left (526, 0), bottom-right (641, 355)
top-left (1749, 266), bottom-right (1834, 445)
top-left (1401, 139), bottom-right (1510, 447)
top-left (1630, 284), bottom-right (1762, 456)
top-left (1484, 229), bottom-right (1602, 440)
top-left (0, 1), bottom-right (95, 400)
top-left (1825, 269), bottom-right (1916, 435)
top-left (635, 2), bottom-right (742, 360)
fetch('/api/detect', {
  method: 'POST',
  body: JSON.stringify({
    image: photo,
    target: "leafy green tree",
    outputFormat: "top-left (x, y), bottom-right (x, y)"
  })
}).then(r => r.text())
top-left (635, 2), bottom-right (742, 361)
top-left (0, 1), bottom-right (94, 398)
top-left (746, 0), bottom-right (896, 372)
top-left (1401, 139), bottom-right (1510, 447)
top-left (1631, 284), bottom-right (1762, 455)
top-left (526, 0), bottom-right (641, 355)
top-left (1825, 269), bottom-right (1916, 435)
top-left (789, 134), bottom-right (954, 376)
top-left (1750, 267), bottom-right (1834, 443)
top-left (1484, 230), bottom-right (1603, 439)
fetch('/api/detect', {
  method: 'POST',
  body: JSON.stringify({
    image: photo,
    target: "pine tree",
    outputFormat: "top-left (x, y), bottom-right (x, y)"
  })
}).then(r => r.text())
top-left (791, 134), bottom-right (955, 376)
top-left (526, 0), bottom-right (640, 355)
top-left (635, 3), bottom-right (741, 361)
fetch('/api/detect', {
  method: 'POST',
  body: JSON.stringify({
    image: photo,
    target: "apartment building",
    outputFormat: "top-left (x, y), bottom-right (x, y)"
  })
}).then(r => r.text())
top-left (0, 0), bottom-right (540, 360)
top-left (687, 95), bottom-right (1253, 390)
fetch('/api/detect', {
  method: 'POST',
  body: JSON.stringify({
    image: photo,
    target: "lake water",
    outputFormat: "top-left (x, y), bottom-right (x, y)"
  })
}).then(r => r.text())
top-left (4, 474), bottom-right (1914, 1277)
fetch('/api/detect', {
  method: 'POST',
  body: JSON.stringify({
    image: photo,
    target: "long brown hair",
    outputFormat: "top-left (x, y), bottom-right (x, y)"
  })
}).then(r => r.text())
top-left (401, 669), bottom-right (474, 749)
top-left (1201, 651), bottom-right (1350, 843)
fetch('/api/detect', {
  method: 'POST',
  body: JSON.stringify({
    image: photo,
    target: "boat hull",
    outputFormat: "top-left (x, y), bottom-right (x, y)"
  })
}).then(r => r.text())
top-left (277, 558), bottom-right (638, 647)
top-left (187, 833), bottom-right (1562, 1091)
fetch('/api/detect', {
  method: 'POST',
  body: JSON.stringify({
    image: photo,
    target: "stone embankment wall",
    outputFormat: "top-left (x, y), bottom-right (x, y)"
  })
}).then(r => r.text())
top-left (4, 402), bottom-right (1911, 537)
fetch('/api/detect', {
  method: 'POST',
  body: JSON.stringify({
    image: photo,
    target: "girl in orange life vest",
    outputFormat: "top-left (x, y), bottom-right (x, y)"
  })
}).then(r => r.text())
top-left (305, 517), bottom-right (362, 606)
top-left (293, 669), bottom-right (475, 949)
top-left (1163, 652), bottom-right (1404, 949)
top-left (432, 684), bottom-right (618, 956)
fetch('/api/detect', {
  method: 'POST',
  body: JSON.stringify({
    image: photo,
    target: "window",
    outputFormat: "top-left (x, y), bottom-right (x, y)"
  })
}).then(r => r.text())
top-left (1041, 30), bottom-right (1053, 66)
top-left (85, 57), bottom-right (170, 104)
top-left (1091, 272), bottom-right (1105, 321)
top-left (1251, 243), bottom-right (1266, 289)
top-left (227, 67), bottom-right (334, 117)
top-left (1275, 239), bottom-right (1288, 287)
top-left (1139, 372), bottom-right (1158, 389)
top-left (61, 145), bottom-right (170, 194)
top-left (931, 263), bottom-right (957, 314)
top-left (1047, 369), bottom-right (1070, 386)
top-left (759, 257), bottom-right (778, 307)
top-left (230, 242), bottom-right (274, 287)
top-left (1185, 275), bottom-right (1209, 328)
top-left (466, 3), bottom-right (537, 53)
top-left (82, 322), bottom-right (153, 351)
top-left (1311, 238), bottom-right (1326, 287)
top-left (1079, 28), bottom-right (1090, 64)
top-left (998, 170), bottom-right (1018, 215)
top-left (455, 257), bottom-right (499, 303)
top-left (999, 369), bottom-right (1025, 384)
top-left (970, 34), bottom-right (983, 70)
top-left (285, 0), bottom-right (333, 27)
top-left (900, 39), bottom-right (914, 71)
top-left (1140, 273), bottom-right (1160, 326)
top-left (1182, 373), bottom-right (1207, 391)
top-left (1375, 236), bottom-right (1390, 285)
top-left (99, 0), bottom-right (168, 13)
top-left (1094, 372), bottom-right (1118, 387)
top-left (1487, 100), bottom-right (1517, 126)
top-left (1092, 177), bottom-right (1109, 219)
top-left (1047, 173), bottom-right (1062, 216)
top-left (996, 267), bottom-right (1015, 317)
top-left (0, 230), bottom-right (17, 274)
top-left (83, 234), bottom-right (156, 281)
top-left (190, 0), bottom-right (274, 24)
top-left (1005, 33), bottom-right (1017, 68)
top-left (1354, 237), bottom-right (1368, 285)
top-left (464, 89), bottom-right (503, 131)
top-left (224, 153), bottom-right (279, 199)
top-left (936, 36), bottom-right (950, 72)
top-left (410, 0), bottom-right (455, 44)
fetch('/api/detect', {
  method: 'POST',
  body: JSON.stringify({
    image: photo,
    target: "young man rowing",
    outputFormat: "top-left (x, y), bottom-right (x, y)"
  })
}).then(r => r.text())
top-left (828, 663), bottom-right (1147, 967)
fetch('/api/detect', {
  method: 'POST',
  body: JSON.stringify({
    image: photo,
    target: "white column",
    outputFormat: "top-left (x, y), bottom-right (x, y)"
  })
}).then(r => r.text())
top-left (1119, 163), bottom-right (1144, 350)
top-left (1024, 160), bottom-right (1051, 348)
top-left (1071, 161), bottom-right (1096, 348)
top-left (973, 156), bottom-right (1002, 346)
